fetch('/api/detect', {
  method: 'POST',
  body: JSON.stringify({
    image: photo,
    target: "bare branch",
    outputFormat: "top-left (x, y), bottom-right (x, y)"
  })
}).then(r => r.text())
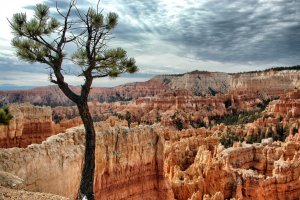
top-left (97, 0), bottom-right (101, 13)
top-left (92, 74), bottom-right (108, 78)
top-left (74, 3), bottom-right (86, 23)
top-left (37, 36), bottom-right (58, 53)
top-left (57, 0), bottom-right (74, 49)
top-left (56, 2), bottom-right (66, 18)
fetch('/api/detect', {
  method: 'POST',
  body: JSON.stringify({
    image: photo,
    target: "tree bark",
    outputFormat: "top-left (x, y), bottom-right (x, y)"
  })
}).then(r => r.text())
top-left (77, 101), bottom-right (96, 200)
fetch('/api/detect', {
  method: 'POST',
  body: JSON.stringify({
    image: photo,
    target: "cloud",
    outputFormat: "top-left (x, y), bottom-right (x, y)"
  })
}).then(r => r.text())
top-left (105, 0), bottom-right (300, 65)
top-left (0, 0), bottom-right (299, 87)
top-left (0, 70), bottom-right (153, 88)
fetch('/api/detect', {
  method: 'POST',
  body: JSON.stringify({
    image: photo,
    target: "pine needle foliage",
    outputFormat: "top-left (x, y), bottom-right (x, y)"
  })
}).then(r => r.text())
top-left (9, 2), bottom-right (137, 81)
top-left (0, 105), bottom-right (13, 125)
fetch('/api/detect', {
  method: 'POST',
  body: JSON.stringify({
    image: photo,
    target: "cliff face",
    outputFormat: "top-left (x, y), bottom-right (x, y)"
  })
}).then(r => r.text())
top-left (153, 72), bottom-right (231, 94)
top-left (0, 68), bottom-right (299, 199)
top-left (50, 89), bottom-right (271, 131)
top-left (1, 68), bottom-right (299, 106)
top-left (231, 70), bottom-right (300, 94)
top-left (53, 117), bottom-right (82, 134)
top-left (154, 69), bottom-right (300, 96)
top-left (0, 118), bottom-right (300, 199)
top-left (94, 123), bottom-right (173, 200)
top-left (0, 103), bottom-right (55, 148)
top-left (268, 89), bottom-right (300, 118)
top-left (0, 121), bottom-right (174, 200)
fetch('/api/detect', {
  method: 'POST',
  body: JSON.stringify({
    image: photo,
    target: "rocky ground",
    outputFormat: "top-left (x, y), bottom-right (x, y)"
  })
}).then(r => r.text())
top-left (0, 186), bottom-right (67, 200)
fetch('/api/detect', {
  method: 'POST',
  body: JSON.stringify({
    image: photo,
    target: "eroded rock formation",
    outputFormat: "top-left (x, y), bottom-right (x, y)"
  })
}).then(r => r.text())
top-left (1, 117), bottom-right (299, 199)
top-left (153, 68), bottom-right (300, 96)
top-left (0, 68), bottom-right (299, 199)
top-left (53, 117), bottom-right (82, 134)
top-left (0, 120), bottom-right (174, 199)
top-left (0, 103), bottom-right (54, 148)
top-left (162, 127), bottom-right (300, 199)
top-left (1, 68), bottom-right (299, 106)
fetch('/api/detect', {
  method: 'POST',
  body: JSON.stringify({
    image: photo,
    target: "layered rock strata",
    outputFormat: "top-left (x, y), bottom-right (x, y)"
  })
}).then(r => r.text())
top-left (0, 121), bottom-right (174, 199)
top-left (1, 120), bottom-right (300, 199)
top-left (268, 89), bottom-right (300, 118)
top-left (53, 117), bottom-right (82, 134)
top-left (222, 142), bottom-right (300, 199)
top-left (0, 103), bottom-right (54, 148)
top-left (1, 68), bottom-right (299, 105)
top-left (153, 69), bottom-right (300, 96)
top-left (51, 89), bottom-right (271, 130)
top-left (162, 127), bottom-right (300, 199)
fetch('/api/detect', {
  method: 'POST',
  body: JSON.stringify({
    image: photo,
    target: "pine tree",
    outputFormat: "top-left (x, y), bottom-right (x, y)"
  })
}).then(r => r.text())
top-left (9, 1), bottom-right (138, 199)
top-left (124, 111), bottom-right (132, 128)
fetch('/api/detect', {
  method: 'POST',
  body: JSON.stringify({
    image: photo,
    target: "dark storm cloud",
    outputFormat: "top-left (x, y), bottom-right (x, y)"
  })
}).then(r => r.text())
top-left (16, 0), bottom-right (300, 65)
top-left (100, 0), bottom-right (300, 65)
top-left (174, 0), bottom-right (300, 63)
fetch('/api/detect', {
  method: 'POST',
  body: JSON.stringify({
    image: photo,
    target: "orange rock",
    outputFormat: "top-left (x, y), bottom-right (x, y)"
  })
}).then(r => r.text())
top-left (0, 122), bottom-right (174, 199)
top-left (0, 103), bottom-right (55, 148)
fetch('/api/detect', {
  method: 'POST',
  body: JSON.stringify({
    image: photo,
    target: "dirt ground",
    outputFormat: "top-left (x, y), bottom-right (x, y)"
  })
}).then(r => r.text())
top-left (0, 186), bottom-right (68, 200)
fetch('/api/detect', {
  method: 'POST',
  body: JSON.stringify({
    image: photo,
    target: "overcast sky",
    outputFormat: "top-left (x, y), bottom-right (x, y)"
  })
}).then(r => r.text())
top-left (0, 0), bottom-right (299, 88)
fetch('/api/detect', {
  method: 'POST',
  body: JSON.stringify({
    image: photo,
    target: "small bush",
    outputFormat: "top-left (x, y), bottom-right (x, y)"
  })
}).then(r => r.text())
top-left (124, 111), bottom-right (131, 128)
top-left (207, 87), bottom-right (217, 96)
top-left (172, 111), bottom-right (184, 130)
top-left (0, 105), bottom-right (13, 125)
top-left (220, 129), bottom-right (243, 148)
top-left (213, 110), bottom-right (262, 126)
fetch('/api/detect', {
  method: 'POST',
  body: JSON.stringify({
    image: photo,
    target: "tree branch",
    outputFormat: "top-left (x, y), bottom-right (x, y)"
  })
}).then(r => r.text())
top-left (53, 69), bottom-right (80, 103)
top-left (92, 74), bottom-right (108, 78)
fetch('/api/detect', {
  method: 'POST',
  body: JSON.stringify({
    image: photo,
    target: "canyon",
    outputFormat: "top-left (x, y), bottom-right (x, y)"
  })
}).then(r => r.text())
top-left (0, 115), bottom-right (299, 199)
top-left (1, 67), bottom-right (299, 106)
top-left (0, 67), bottom-right (299, 199)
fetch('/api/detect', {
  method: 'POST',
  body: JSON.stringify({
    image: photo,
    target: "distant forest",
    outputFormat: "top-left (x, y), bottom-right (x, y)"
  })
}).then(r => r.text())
top-left (229, 65), bottom-right (300, 75)
top-left (162, 65), bottom-right (300, 77)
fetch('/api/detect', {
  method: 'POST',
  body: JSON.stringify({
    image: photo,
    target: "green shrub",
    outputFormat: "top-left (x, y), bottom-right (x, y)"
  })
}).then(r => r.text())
top-left (172, 111), bottom-right (184, 130)
top-left (213, 110), bottom-right (262, 126)
top-left (257, 98), bottom-right (271, 110)
top-left (124, 111), bottom-right (131, 128)
top-left (246, 134), bottom-right (260, 144)
top-left (207, 87), bottom-right (217, 96)
top-left (220, 129), bottom-right (243, 148)
top-left (0, 105), bottom-right (13, 125)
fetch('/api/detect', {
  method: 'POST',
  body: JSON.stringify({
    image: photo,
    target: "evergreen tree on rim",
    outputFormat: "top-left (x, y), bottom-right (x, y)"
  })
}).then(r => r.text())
top-left (9, 1), bottom-right (138, 199)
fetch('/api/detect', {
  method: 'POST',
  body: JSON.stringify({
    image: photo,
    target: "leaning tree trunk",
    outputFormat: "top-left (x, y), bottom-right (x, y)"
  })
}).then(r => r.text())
top-left (77, 101), bottom-right (96, 200)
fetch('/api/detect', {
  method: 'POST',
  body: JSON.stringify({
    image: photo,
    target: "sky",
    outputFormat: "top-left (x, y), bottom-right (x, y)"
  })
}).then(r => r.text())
top-left (0, 0), bottom-right (299, 88)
